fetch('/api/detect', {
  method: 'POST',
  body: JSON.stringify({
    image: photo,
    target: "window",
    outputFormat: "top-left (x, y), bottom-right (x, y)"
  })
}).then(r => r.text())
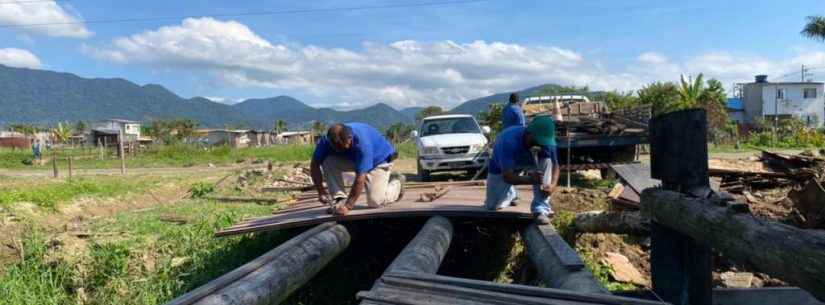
top-left (804, 88), bottom-right (818, 99)
top-left (776, 88), bottom-right (785, 99)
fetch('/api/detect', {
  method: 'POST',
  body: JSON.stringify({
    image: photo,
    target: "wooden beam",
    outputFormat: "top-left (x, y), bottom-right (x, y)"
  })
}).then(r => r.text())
top-left (642, 189), bottom-right (825, 302)
top-left (380, 215), bottom-right (454, 276)
top-left (573, 211), bottom-right (649, 235)
top-left (165, 222), bottom-right (350, 305)
top-left (521, 224), bottom-right (608, 294)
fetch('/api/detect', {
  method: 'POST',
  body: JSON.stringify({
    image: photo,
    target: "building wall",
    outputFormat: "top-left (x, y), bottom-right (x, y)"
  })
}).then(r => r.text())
top-left (742, 83), bottom-right (764, 123)
top-left (760, 84), bottom-right (825, 127)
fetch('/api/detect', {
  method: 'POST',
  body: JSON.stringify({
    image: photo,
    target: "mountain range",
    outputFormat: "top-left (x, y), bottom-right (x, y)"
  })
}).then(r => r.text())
top-left (0, 64), bottom-right (579, 130)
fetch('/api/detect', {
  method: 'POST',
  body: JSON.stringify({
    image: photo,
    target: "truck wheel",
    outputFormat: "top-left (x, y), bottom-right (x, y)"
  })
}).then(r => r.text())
top-left (417, 159), bottom-right (431, 182)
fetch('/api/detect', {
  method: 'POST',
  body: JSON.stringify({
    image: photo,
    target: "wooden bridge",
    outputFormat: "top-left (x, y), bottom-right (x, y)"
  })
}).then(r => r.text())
top-left (165, 110), bottom-right (825, 305)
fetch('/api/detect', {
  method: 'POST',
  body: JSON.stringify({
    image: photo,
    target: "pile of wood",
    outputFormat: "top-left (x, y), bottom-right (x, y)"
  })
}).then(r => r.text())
top-left (712, 151), bottom-right (822, 193)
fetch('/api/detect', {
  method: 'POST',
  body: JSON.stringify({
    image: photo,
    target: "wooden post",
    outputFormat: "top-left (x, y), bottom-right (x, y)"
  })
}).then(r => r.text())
top-left (98, 138), bottom-right (104, 160)
top-left (52, 150), bottom-right (58, 178)
top-left (648, 109), bottom-right (712, 305)
top-left (168, 223), bottom-right (351, 305)
top-left (119, 130), bottom-right (126, 175)
top-left (68, 156), bottom-right (73, 182)
top-left (358, 216), bottom-right (453, 305)
top-left (522, 224), bottom-right (608, 294)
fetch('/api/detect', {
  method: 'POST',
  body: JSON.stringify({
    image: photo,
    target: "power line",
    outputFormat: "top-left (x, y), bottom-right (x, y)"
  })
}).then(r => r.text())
top-left (0, 0), bottom-right (488, 28)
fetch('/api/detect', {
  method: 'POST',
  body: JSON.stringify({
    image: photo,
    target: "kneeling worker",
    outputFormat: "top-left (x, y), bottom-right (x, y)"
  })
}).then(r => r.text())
top-left (310, 122), bottom-right (405, 215)
top-left (485, 116), bottom-right (559, 224)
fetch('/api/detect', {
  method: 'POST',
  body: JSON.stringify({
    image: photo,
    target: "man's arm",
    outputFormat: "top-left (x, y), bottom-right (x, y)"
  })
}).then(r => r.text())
top-left (345, 173), bottom-right (367, 207)
top-left (310, 158), bottom-right (330, 204)
top-left (502, 169), bottom-right (541, 185)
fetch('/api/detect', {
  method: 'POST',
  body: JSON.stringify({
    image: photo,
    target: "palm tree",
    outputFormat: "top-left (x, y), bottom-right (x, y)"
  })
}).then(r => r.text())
top-left (802, 16), bottom-right (825, 41)
top-left (273, 120), bottom-right (288, 134)
top-left (311, 121), bottom-right (326, 143)
top-left (678, 73), bottom-right (704, 107)
top-left (51, 122), bottom-right (72, 145)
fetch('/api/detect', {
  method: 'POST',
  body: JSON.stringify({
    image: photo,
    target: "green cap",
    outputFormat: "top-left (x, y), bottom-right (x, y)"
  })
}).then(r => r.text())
top-left (527, 115), bottom-right (556, 146)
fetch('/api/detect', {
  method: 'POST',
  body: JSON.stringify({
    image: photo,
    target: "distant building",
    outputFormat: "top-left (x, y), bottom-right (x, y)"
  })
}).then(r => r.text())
top-left (204, 129), bottom-right (250, 148)
top-left (740, 75), bottom-right (825, 127)
top-left (0, 131), bottom-right (29, 149)
top-left (726, 98), bottom-right (745, 123)
top-left (247, 130), bottom-right (275, 147)
top-left (89, 119), bottom-right (141, 146)
top-left (275, 131), bottom-right (312, 145)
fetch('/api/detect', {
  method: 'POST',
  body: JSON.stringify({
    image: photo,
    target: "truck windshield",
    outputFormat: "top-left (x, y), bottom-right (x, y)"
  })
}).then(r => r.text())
top-left (421, 117), bottom-right (479, 136)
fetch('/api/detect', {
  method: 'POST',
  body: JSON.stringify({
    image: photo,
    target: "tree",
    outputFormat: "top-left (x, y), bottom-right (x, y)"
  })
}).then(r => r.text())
top-left (678, 73), bottom-right (705, 107)
top-left (416, 106), bottom-right (443, 122)
top-left (311, 121), bottom-right (327, 142)
top-left (74, 120), bottom-right (87, 135)
top-left (476, 103), bottom-right (504, 138)
top-left (637, 82), bottom-right (682, 116)
top-left (51, 122), bottom-right (71, 145)
top-left (385, 123), bottom-right (414, 143)
top-left (273, 120), bottom-right (288, 134)
top-left (597, 91), bottom-right (638, 111)
top-left (802, 16), bottom-right (825, 41)
top-left (8, 123), bottom-right (37, 137)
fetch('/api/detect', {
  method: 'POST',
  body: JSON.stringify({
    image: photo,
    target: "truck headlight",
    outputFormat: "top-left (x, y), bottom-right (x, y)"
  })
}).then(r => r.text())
top-left (422, 146), bottom-right (440, 155)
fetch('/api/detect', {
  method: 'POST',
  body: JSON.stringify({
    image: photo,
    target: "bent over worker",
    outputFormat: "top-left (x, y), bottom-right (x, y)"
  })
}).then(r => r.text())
top-left (484, 116), bottom-right (560, 224)
top-left (310, 122), bottom-right (405, 215)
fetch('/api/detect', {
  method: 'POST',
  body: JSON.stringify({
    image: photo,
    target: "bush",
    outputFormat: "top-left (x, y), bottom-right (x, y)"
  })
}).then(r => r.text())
top-left (188, 182), bottom-right (214, 198)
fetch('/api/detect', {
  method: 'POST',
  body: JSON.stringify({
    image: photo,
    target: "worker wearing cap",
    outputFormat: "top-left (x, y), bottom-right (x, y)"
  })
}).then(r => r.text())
top-left (501, 92), bottom-right (526, 129)
top-left (484, 116), bottom-right (560, 224)
top-left (310, 122), bottom-right (406, 216)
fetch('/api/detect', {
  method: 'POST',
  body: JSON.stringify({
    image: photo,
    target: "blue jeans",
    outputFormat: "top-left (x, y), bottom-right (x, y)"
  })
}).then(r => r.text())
top-left (484, 172), bottom-right (553, 216)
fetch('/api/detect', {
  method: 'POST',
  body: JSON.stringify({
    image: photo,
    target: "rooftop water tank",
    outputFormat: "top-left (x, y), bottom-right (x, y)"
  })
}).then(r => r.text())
top-left (755, 75), bottom-right (768, 83)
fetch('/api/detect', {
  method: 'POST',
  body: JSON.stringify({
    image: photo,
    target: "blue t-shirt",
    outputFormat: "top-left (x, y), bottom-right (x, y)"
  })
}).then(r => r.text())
top-left (312, 122), bottom-right (396, 175)
top-left (488, 126), bottom-right (558, 175)
top-left (501, 103), bottom-right (526, 129)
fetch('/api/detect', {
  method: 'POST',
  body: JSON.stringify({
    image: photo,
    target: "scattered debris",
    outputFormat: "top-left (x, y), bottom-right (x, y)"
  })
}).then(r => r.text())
top-left (601, 252), bottom-right (649, 286)
top-left (720, 271), bottom-right (754, 288)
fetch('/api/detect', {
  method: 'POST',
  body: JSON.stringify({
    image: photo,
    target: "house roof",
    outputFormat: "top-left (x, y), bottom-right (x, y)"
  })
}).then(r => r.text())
top-left (107, 119), bottom-right (139, 123)
top-left (749, 82), bottom-right (825, 86)
top-left (279, 131), bottom-right (311, 136)
top-left (727, 98), bottom-right (744, 111)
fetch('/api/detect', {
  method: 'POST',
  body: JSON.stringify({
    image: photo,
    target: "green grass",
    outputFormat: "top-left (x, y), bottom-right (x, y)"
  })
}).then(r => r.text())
top-left (0, 198), bottom-right (278, 305)
top-left (0, 177), bottom-right (159, 210)
top-left (1, 142), bottom-right (418, 170)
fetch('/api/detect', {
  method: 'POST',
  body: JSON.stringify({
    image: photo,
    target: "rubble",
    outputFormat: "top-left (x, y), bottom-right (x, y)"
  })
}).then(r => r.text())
top-left (601, 252), bottom-right (649, 287)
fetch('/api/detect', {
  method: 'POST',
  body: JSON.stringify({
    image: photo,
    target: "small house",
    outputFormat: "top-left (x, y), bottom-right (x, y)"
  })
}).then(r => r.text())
top-left (275, 131), bottom-right (312, 145)
top-left (205, 129), bottom-right (250, 148)
top-left (741, 75), bottom-right (825, 127)
top-left (89, 119), bottom-right (141, 146)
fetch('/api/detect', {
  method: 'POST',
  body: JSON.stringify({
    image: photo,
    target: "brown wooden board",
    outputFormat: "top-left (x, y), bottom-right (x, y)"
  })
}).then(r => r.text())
top-left (216, 185), bottom-right (536, 237)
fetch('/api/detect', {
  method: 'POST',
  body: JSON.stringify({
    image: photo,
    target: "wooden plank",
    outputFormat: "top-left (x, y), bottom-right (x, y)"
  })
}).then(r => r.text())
top-left (610, 163), bottom-right (660, 195)
top-left (383, 272), bottom-right (668, 305)
top-left (217, 186), bottom-right (534, 237)
top-left (642, 189), bottom-right (825, 302)
top-left (165, 223), bottom-right (343, 305)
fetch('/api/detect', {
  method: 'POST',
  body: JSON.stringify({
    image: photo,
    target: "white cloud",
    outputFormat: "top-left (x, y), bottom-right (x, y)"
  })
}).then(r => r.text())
top-left (0, 48), bottom-right (42, 68)
top-left (85, 17), bottom-right (825, 108)
top-left (0, 1), bottom-right (91, 38)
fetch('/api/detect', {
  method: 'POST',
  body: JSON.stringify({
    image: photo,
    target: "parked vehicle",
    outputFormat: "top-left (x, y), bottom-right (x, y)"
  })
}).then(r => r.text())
top-left (523, 96), bottom-right (651, 176)
top-left (411, 114), bottom-right (491, 181)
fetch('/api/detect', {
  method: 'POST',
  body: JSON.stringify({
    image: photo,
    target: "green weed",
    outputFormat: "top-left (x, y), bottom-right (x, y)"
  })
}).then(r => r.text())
top-left (0, 177), bottom-right (156, 210)
top-left (188, 182), bottom-right (214, 198)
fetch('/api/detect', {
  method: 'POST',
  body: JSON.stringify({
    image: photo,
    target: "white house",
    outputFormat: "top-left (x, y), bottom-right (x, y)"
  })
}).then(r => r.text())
top-left (741, 75), bottom-right (825, 127)
top-left (89, 119), bottom-right (141, 146)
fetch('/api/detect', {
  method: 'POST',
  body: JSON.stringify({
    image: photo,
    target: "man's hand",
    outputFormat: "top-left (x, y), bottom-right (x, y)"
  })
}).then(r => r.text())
top-left (541, 184), bottom-right (556, 194)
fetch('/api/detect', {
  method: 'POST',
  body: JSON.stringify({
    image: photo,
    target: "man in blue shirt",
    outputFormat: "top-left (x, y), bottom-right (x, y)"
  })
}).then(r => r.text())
top-left (485, 116), bottom-right (560, 224)
top-left (501, 92), bottom-right (526, 129)
top-left (310, 122), bottom-right (405, 215)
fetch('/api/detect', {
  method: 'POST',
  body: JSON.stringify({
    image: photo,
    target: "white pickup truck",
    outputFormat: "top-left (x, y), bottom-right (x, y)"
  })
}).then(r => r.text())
top-left (410, 114), bottom-right (491, 181)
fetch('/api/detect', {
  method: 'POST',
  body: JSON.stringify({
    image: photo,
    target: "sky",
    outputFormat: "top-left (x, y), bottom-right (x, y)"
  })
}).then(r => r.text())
top-left (2, 0), bottom-right (825, 110)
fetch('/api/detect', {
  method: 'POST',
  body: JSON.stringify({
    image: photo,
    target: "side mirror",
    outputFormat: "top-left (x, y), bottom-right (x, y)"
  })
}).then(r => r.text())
top-left (482, 126), bottom-right (491, 134)
top-left (410, 130), bottom-right (419, 138)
